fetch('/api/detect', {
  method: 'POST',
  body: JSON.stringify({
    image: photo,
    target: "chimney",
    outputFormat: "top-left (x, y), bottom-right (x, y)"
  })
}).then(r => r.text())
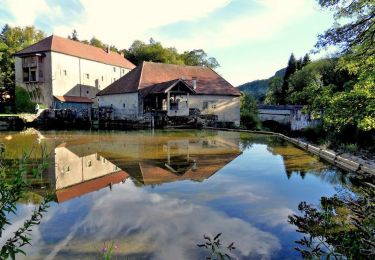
top-left (192, 77), bottom-right (197, 89)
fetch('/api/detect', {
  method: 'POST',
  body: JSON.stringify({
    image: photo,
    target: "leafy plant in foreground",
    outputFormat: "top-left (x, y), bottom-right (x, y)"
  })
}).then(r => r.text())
top-left (197, 233), bottom-right (236, 260)
top-left (0, 143), bottom-right (52, 259)
top-left (288, 186), bottom-right (375, 259)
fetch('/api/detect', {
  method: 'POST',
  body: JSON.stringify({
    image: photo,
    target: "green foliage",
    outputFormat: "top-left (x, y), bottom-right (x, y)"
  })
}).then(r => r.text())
top-left (281, 53), bottom-right (297, 104)
top-left (289, 187), bottom-right (375, 259)
top-left (0, 146), bottom-right (52, 259)
top-left (124, 38), bottom-right (219, 68)
top-left (240, 93), bottom-right (260, 129)
top-left (15, 86), bottom-right (36, 113)
top-left (197, 233), bottom-right (236, 260)
top-left (99, 241), bottom-right (118, 260)
top-left (0, 25), bottom-right (45, 112)
top-left (264, 76), bottom-right (283, 105)
top-left (323, 89), bottom-right (375, 132)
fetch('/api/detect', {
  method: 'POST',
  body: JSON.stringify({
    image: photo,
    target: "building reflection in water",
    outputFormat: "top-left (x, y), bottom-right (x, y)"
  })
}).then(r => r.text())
top-left (50, 133), bottom-right (242, 203)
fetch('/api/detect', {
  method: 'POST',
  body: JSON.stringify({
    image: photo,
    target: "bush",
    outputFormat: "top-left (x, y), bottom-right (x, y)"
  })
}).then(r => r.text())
top-left (15, 86), bottom-right (36, 113)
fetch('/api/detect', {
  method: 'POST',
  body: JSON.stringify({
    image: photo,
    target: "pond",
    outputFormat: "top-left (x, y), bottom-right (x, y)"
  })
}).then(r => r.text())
top-left (0, 129), bottom-right (355, 259)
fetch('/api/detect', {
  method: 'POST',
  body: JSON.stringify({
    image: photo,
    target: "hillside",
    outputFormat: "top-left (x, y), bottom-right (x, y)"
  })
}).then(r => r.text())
top-left (237, 68), bottom-right (285, 103)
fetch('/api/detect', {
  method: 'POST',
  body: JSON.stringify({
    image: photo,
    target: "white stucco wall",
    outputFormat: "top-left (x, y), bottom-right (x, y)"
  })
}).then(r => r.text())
top-left (15, 51), bottom-right (131, 108)
top-left (189, 95), bottom-right (240, 126)
top-left (98, 93), bottom-right (139, 119)
top-left (51, 52), bottom-right (130, 102)
top-left (54, 146), bottom-right (122, 189)
top-left (258, 109), bottom-right (291, 125)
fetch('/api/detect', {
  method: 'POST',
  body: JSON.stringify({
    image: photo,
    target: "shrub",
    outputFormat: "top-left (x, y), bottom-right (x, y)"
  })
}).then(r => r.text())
top-left (15, 86), bottom-right (36, 113)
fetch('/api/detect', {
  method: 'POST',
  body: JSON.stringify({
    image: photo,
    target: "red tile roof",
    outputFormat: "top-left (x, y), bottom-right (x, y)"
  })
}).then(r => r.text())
top-left (97, 62), bottom-right (241, 96)
top-left (54, 95), bottom-right (94, 103)
top-left (15, 35), bottom-right (135, 69)
top-left (56, 171), bottom-right (129, 203)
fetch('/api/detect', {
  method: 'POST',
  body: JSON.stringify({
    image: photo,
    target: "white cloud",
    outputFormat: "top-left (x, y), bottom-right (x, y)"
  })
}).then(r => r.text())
top-left (53, 0), bottom-right (230, 48)
top-left (2, 0), bottom-right (51, 26)
top-left (157, 0), bottom-right (320, 51)
top-left (19, 182), bottom-right (281, 259)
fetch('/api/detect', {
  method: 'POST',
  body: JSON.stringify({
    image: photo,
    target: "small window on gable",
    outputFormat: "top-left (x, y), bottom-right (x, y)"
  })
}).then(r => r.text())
top-left (85, 73), bottom-right (89, 79)
top-left (101, 76), bottom-right (104, 81)
top-left (113, 67), bottom-right (116, 72)
top-left (122, 69), bottom-right (125, 73)
top-left (87, 160), bottom-right (92, 167)
top-left (63, 70), bottom-right (67, 76)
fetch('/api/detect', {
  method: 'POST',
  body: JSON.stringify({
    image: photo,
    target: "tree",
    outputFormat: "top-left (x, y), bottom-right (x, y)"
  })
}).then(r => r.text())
top-left (68, 29), bottom-right (79, 41)
top-left (315, 0), bottom-right (375, 133)
top-left (302, 54), bottom-right (311, 67)
top-left (0, 25), bottom-right (45, 112)
top-left (264, 76), bottom-right (283, 105)
top-left (180, 49), bottom-right (220, 69)
top-left (315, 0), bottom-right (374, 58)
top-left (280, 54), bottom-right (297, 104)
top-left (240, 93), bottom-right (260, 129)
top-left (124, 39), bottom-right (219, 68)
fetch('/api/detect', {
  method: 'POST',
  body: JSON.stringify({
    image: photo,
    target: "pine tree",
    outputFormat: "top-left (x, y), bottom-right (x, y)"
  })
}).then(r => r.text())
top-left (302, 54), bottom-right (311, 67)
top-left (281, 53), bottom-right (297, 104)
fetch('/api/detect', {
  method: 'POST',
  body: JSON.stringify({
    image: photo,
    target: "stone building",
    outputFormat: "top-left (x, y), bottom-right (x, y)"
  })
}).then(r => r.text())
top-left (97, 61), bottom-right (241, 125)
top-left (14, 35), bottom-right (135, 109)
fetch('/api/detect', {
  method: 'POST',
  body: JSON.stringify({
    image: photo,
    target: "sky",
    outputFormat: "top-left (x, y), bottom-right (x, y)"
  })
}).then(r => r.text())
top-left (0, 0), bottom-right (334, 86)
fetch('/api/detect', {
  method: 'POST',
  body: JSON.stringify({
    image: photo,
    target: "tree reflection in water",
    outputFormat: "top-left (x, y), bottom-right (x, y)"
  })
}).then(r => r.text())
top-left (289, 182), bottom-right (374, 259)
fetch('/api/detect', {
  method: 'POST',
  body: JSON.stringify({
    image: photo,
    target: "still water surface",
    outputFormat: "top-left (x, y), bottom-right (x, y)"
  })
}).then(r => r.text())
top-left (0, 129), bottom-right (353, 259)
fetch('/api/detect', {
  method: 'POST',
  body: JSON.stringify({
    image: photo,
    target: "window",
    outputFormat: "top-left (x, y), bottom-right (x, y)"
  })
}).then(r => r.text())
top-left (23, 68), bottom-right (29, 82)
top-left (30, 69), bottom-right (37, 81)
top-left (22, 68), bottom-right (37, 82)
top-left (86, 160), bottom-right (92, 167)
top-left (101, 76), bottom-right (104, 81)
top-left (122, 69), bottom-right (125, 73)
top-left (113, 67), bottom-right (116, 72)
top-left (63, 165), bottom-right (70, 173)
top-left (86, 90), bottom-right (89, 94)
top-left (123, 103), bottom-right (126, 108)
top-left (85, 73), bottom-right (90, 79)
top-left (63, 70), bottom-right (67, 76)
top-left (113, 78), bottom-right (116, 82)
top-left (203, 101), bottom-right (216, 110)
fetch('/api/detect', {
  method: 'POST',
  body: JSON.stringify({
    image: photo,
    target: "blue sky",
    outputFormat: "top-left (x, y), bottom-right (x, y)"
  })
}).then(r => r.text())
top-left (0, 0), bottom-right (334, 85)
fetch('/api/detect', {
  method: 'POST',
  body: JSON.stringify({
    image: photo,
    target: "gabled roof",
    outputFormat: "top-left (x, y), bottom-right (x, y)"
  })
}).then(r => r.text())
top-left (139, 79), bottom-right (196, 97)
top-left (97, 62), bottom-right (241, 96)
top-left (15, 35), bottom-right (135, 69)
top-left (54, 95), bottom-right (94, 103)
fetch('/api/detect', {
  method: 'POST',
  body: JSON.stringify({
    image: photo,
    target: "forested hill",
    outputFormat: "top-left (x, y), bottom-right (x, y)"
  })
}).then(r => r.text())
top-left (237, 68), bottom-right (285, 103)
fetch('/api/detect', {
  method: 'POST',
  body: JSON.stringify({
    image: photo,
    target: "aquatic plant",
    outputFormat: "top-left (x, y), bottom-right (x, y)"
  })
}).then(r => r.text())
top-left (288, 186), bottom-right (375, 259)
top-left (99, 241), bottom-right (119, 260)
top-left (0, 143), bottom-right (52, 259)
top-left (197, 233), bottom-right (236, 260)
